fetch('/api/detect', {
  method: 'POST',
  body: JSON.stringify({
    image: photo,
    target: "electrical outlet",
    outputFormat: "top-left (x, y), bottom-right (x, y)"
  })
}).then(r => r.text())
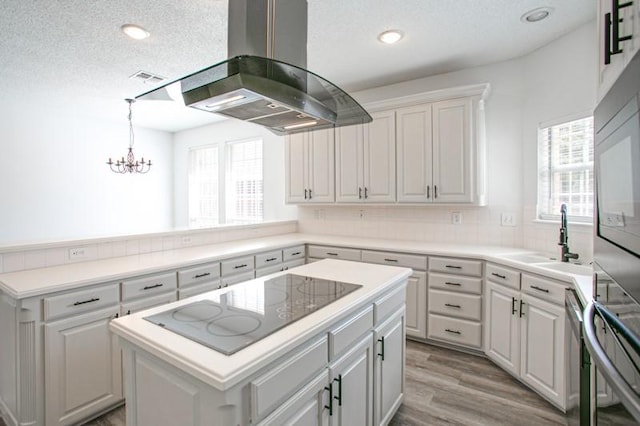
top-left (501, 212), bottom-right (517, 227)
top-left (69, 247), bottom-right (87, 260)
top-left (181, 236), bottom-right (192, 245)
top-left (359, 210), bottom-right (365, 220)
top-left (452, 211), bottom-right (462, 225)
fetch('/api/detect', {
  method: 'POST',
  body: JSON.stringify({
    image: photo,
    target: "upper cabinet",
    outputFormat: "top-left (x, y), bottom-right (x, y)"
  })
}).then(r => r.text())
top-left (598, 0), bottom-right (640, 100)
top-left (397, 96), bottom-right (485, 204)
top-left (336, 110), bottom-right (396, 203)
top-left (285, 128), bottom-right (335, 203)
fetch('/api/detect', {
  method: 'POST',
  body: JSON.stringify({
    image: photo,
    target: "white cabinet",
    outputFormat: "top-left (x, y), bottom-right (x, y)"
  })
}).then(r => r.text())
top-left (397, 96), bottom-right (485, 204)
top-left (597, 0), bottom-right (640, 100)
top-left (405, 271), bottom-right (428, 339)
top-left (336, 111), bottom-right (396, 203)
top-left (44, 305), bottom-right (122, 426)
top-left (285, 128), bottom-right (335, 203)
top-left (484, 264), bottom-right (568, 410)
top-left (373, 308), bottom-right (405, 426)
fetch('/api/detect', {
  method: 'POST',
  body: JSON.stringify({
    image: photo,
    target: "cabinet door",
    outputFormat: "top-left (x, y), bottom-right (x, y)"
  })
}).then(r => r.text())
top-left (335, 124), bottom-right (364, 202)
top-left (308, 129), bottom-right (335, 203)
top-left (484, 281), bottom-right (520, 376)
top-left (373, 309), bottom-right (405, 426)
top-left (329, 335), bottom-right (373, 426)
top-left (45, 306), bottom-right (123, 426)
top-left (405, 271), bottom-right (427, 339)
top-left (396, 104), bottom-right (433, 203)
top-left (363, 111), bottom-right (396, 202)
top-left (432, 98), bottom-right (473, 203)
top-left (520, 294), bottom-right (565, 408)
top-left (285, 133), bottom-right (309, 203)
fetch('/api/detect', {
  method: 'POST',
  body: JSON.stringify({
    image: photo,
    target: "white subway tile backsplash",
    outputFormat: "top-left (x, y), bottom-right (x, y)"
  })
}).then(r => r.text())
top-left (125, 240), bottom-right (140, 256)
top-left (3, 252), bottom-right (25, 273)
top-left (45, 248), bottom-right (66, 267)
top-left (98, 242), bottom-right (114, 259)
top-left (24, 250), bottom-right (47, 270)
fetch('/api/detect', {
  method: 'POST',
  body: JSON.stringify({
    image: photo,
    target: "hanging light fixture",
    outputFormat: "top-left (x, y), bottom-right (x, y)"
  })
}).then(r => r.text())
top-left (107, 99), bottom-right (152, 174)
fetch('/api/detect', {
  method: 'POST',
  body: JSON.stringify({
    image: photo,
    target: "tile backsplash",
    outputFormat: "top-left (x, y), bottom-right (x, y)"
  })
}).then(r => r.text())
top-left (0, 221), bottom-right (297, 274)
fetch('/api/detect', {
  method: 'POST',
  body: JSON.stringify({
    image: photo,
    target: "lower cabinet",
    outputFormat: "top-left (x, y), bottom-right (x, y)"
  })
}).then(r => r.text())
top-left (373, 309), bottom-right (405, 426)
top-left (405, 271), bottom-right (427, 339)
top-left (44, 306), bottom-right (123, 426)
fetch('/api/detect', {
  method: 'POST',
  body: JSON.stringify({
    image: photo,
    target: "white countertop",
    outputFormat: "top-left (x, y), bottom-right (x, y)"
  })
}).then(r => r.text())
top-left (109, 259), bottom-right (412, 391)
top-left (0, 232), bottom-right (593, 303)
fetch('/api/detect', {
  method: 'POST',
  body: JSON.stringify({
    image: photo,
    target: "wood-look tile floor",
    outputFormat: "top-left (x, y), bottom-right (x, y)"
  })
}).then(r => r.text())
top-left (0, 341), bottom-right (567, 426)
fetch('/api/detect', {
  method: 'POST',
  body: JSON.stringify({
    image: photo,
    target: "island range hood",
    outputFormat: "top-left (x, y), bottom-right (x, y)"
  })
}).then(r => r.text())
top-left (136, 0), bottom-right (372, 135)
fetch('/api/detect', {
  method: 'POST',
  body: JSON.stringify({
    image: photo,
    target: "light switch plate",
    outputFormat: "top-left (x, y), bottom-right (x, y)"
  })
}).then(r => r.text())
top-left (501, 212), bottom-right (517, 227)
top-left (452, 212), bottom-right (462, 225)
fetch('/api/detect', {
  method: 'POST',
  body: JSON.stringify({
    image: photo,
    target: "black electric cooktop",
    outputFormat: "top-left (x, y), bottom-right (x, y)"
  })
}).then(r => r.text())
top-left (144, 274), bottom-right (361, 355)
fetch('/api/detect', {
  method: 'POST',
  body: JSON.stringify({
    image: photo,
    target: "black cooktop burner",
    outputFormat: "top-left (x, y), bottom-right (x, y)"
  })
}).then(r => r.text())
top-left (144, 274), bottom-right (361, 355)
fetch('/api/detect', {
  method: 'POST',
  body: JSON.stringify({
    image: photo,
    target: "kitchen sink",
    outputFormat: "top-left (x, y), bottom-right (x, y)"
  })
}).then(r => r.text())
top-left (500, 252), bottom-right (557, 264)
top-left (534, 261), bottom-right (592, 276)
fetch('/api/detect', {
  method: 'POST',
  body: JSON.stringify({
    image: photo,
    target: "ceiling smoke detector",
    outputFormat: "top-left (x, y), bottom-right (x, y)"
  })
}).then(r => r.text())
top-left (521, 7), bottom-right (553, 23)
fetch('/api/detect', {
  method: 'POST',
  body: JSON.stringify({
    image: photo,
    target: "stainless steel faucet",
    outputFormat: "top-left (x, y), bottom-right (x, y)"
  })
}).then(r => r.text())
top-left (559, 203), bottom-right (579, 262)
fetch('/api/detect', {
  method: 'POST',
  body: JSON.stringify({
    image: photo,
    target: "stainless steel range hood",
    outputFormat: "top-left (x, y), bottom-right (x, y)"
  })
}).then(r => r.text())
top-left (136, 0), bottom-right (372, 135)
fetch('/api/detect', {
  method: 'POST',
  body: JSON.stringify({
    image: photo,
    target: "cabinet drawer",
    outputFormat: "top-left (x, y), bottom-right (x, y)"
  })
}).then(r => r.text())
top-left (255, 263), bottom-right (284, 278)
top-left (486, 263), bottom-right (521, 290)
top-left (121, 272), bottom-right (177, 301)
top-left (178, 281), bottom-right (220, 299)
top-left (429, 257), bottom-right (482, 277)
top-left (428, 314), bottom-right (482, 349)
top-left (44, 283), bottom-right (119, 321)
top-left (177, 262), bottom-right (220, 288)
top-left (428, 289), bottom-right (482, 321)
top-left (221, 255), bottom-right (254, 276)
top-left (283, 245), bottom-right (305, 262)
top-left (121, 291), bottom-right (177, 315)
top-left (522, 273), bottom-right (569, 305)
top-left (361, 250), bottom-right (427, 270)
top-left (250, 336), bottom-right (328, 420)
top-left (374, 285), bottom-right (405, 324)
top-left (255, 250), bottom-right (283, 268)
top-left (329, 305), bottom-right (373, 359)
top-left (221, 270), bottom-right (255, 287)
top-left (307, 245), bottom-right (361, 261)
top-left (428, 272), bottom-right (482, 294)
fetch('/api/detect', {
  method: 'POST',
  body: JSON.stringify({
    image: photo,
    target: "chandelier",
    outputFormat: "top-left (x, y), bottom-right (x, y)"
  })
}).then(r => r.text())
top-left (107, 99), bottom-right (152, 174)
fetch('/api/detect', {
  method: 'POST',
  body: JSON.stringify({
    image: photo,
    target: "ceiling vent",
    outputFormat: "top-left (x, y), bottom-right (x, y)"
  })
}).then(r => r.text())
top-left (129, 71), bottom-right (166, 85)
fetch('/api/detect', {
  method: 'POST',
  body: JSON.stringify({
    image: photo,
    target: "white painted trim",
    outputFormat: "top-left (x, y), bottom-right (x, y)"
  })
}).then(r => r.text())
top-left (362, 83), bottom-right (491, 112)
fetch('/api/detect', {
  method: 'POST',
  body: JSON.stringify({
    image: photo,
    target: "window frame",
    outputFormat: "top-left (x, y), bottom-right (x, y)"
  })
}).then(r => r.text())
top-left (536, 112), bottom-right (594, 224)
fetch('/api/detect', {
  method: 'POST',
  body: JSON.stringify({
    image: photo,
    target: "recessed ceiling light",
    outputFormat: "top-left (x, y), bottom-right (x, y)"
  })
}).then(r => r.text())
top-left (121, 24), bottom-right (150, 40)
top-left (378, 30), bottom-right (404, 45)
top-left (520, 7), bottom-right (553, 23)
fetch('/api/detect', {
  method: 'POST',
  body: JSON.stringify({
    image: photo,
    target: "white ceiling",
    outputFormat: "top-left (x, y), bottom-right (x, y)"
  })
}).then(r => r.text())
top-left (0, 0), bottom-right (596, 132)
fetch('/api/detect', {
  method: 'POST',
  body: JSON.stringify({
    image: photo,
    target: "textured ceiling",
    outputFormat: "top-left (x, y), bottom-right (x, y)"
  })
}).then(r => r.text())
top-left (0, 0), bottom-right (596, 132)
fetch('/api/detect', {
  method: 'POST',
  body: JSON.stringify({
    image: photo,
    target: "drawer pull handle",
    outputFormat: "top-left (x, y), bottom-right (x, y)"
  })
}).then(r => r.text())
top-left (334, 375), bottom-right (342, 406)
top-left (358, 187), bottom-right (362, 199)
top-left (291, 251), bottom-right (301, 256)
top-left (377, 336), bottom-right (385, 361)
top-left (519, 300), bottom-right (526, 317)
top-left (233, 264), bottom-right (248, 269)
top-left (327, 252), bottom-right (339, 256)
top-left (531, 285), bottom-right (550, 293)
top-left (364, 187), bottom-right (368, 199)
top-left (445, 281), bottom-right (461, 286)
top-left (73, 297), bottom-right (100, 306)
top-left (492, 272), bottom-right (507, 279)
top-left (445, 328), bottom-right (461, 335)
top-left (194, 272), bottom-right (211, 279)
top-left (384, 258), bottom-right (398, 262)
top-left (304, 189), bottom-right (308, 200)
top-left (143, 283), bottom-right (164, 290)
top-left (324, 384), bottom-right (333, 416)
top-left (512, 297), bottom-right (517, 315)
top-left (445, 303), bottom-right (461, 309)
top-left (265, 257), bottom-right (278, 262)
top-left (445, 265), bottom-right (462, 269)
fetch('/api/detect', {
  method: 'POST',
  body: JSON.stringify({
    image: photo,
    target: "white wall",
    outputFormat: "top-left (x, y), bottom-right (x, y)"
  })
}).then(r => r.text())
top-left (521, 21), bottom-right (597, 258)
top-left (0, 98), bottom-right (174, 245)
top-left (298, 20), bottom-right (597, 259)
top-left (172, 119), bottom-right (297, 228)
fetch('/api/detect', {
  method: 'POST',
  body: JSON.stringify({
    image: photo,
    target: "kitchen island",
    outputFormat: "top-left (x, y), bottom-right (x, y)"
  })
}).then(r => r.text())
top-left (110, 259), bottom-right (411, 426)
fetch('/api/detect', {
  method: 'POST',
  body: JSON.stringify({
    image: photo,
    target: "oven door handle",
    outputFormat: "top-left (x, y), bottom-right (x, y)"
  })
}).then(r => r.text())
top-left (584, 301), bottom-right (640, 422)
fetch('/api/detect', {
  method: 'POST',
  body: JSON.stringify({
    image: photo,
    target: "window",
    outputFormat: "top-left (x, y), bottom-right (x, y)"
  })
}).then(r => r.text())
top-left (537, 116), bottom-right (594, 222)
top-left (188, 139), bottom-right (263, 227)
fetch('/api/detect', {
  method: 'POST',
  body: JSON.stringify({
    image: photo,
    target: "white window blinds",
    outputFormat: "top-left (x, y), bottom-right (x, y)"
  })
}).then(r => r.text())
top-left (226, 139), bottom-right (263, 223)
top-left (188, 145), bottom-right (219, 228)
top-left (538, 116), bottom-right (594, 221)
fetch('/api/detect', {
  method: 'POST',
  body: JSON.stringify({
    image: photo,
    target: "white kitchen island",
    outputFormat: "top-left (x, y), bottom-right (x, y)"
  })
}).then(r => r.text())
top-left (110, 259), bottom-right (411, 426)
